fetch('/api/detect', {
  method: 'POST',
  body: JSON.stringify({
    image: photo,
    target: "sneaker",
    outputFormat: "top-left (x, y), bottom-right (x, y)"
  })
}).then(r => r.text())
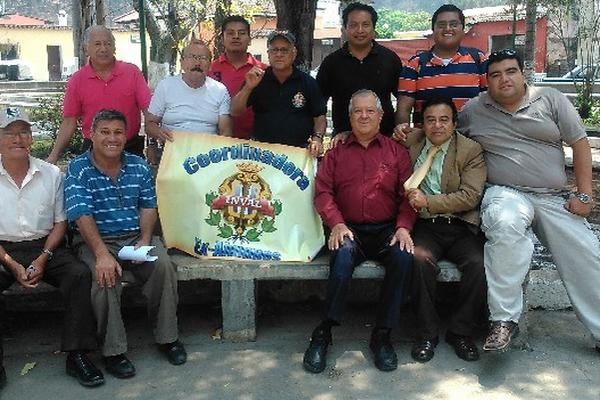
top-left (483, 321), bottom-right (519, 352)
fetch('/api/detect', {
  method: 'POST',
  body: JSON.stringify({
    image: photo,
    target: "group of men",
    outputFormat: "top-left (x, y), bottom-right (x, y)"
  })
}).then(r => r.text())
top-left (1, 1), bottom-right (598, 391)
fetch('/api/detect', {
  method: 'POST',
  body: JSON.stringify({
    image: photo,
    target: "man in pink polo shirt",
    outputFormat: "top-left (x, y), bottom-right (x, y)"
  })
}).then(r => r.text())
top-left (209, 15), bottom-right (266, 139)
top-left (47, 26), bottom-right (151, 163)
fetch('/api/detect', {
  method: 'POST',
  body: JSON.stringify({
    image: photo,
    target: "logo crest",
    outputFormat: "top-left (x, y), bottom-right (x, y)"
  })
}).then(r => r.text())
top-left (205, 163), bottom-right (282, 242)
top-left (291, 91), bottom-right (306, 108)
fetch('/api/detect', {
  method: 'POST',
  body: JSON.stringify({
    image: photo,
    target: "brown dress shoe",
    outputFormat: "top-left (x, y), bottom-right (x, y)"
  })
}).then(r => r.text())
top-left (483, 321), bottom-right (519, 352)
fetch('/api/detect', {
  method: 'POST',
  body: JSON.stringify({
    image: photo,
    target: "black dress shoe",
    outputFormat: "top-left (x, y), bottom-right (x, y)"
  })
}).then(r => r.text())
top-left (411, 337), bottom-right (438, 363)
top-left (66, 351), bottom-right (104, 387)
top-left (0, 366), bottom-right (6, 389)
top-left (369, 329), bottom-right (398, 372)
top-left (303, 327), bottom-right (331, 373)
top-left (104, 354), bottom-right (136, 379)
top-left (159, 340), bottom-right (187, 365)
top-left (445, 331), bottom-right (479, 361)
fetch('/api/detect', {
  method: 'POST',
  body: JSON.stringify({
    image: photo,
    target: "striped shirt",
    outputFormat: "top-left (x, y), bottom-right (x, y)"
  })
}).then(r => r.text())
top-left (398, 47), bottom-right (487, 124)
top-left (65, 151), bottom-right (156, 236)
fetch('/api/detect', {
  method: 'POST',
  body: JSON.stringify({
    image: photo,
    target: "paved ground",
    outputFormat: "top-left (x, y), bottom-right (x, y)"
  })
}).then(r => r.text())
top-left (1, 303), bottom-right (599, 400)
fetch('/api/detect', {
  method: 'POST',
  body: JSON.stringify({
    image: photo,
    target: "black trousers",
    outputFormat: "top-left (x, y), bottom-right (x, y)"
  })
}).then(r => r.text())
top-left (411, 218), bottom-right (487, 340)
top-left (325, 222), bottom-right (413, 329)
top-left (0, 238), bottom-right (97, 366)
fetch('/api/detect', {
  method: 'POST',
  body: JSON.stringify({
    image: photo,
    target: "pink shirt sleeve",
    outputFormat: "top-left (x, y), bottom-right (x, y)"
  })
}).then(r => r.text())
top-left (133, 66), bottom-right (152, 110)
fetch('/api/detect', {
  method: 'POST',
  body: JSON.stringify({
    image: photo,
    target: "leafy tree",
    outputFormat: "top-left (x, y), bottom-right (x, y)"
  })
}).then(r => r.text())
top-left (377, 8), bottom-right (431, 38)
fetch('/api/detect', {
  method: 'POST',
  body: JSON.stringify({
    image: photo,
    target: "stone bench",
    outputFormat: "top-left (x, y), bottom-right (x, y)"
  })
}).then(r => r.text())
top-left (172, 254), bottom-right (529, 346)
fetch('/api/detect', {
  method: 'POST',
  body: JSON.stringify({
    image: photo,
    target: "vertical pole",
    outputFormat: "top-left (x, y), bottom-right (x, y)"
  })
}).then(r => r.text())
top-left (138, 0), bottom-right (148, 80)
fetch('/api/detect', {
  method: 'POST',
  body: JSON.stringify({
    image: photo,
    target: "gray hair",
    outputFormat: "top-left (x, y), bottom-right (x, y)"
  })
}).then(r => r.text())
top-left (348, 89), bottom-right (383, 113)
top-left (91, 109), bottom-right (127, 132)
top-left (83, 25), bottom-right (115, 46)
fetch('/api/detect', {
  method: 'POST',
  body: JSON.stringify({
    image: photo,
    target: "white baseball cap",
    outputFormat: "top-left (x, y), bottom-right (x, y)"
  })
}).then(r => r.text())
top-left (0, 107), bottom-right (32, 129)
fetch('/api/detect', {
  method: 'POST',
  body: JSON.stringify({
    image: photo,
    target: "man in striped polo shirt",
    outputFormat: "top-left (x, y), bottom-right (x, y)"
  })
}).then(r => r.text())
top-left (64, 109), bottom-right (186, 380)
top-left (396, 4), bottom-right (487, 130)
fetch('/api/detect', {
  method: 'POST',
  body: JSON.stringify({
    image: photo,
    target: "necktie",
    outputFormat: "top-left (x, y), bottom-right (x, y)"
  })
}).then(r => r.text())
top-left (404, 145), bottom-right (441, 191)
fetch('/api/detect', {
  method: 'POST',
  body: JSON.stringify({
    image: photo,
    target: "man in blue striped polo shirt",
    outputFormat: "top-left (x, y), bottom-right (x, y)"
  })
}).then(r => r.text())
top-left (64, 109), bottom-right (186, 380)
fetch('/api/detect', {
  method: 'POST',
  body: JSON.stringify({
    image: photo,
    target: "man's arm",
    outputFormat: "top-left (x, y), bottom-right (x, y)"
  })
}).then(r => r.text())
top-left (144, 111), bottom-right (173, 142)
top-left (136, 208), bottom-right (157, 248)
top-left (218, 114), bottom-right (233, 137)
top-left (566, 137), bottom-right (594, 217)
top-left (26, 221), bottom-right (68, 285)
top-left (75, 215), bottom-right (122, 287)
top-left (0, 245), bottom-right (36, 288)
top-left (46, 117), bottom-right (78, 164)
top-left (395, 95), bottom-right (415, 125)
top-left (231, 66), bottom-right (264, 117)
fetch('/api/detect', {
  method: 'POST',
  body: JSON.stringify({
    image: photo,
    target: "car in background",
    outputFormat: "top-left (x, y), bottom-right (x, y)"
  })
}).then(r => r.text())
top-left (543, 64), bottom-right (600, 82)
top-left (0, 60), bottom-right (33, 81)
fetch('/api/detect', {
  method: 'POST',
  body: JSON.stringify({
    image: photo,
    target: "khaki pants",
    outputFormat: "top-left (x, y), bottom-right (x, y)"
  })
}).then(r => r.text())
top-left (73, 232), bottom-right (179, 356)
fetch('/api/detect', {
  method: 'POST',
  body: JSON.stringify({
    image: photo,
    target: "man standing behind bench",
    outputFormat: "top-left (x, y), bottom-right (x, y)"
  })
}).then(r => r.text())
top-left (303, 90), bottom-right (415, 373)
top-left (64, 109), bottom-right (186, 379)
top-left (0, 107), bottom-right (103, 388)
top-left (405, 98), bottom-right (487, 363)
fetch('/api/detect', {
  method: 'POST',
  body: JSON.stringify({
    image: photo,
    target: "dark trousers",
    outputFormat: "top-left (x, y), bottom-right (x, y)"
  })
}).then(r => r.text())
top-left (411, 218), bottom-right (487, 340)
top-left (0, 238), bottom-right (97, 366)
top-left (83, 134), bottom-right (145, 157)
top-left (325, 222), bottom-right (413, 329)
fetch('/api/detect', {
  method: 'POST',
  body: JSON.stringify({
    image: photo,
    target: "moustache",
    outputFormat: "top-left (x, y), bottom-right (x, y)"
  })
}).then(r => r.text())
top-left (191, 66), bottom-right (204, 72)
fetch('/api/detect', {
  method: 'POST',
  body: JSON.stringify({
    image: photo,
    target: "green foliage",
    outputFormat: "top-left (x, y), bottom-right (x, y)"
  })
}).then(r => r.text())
top-left (377, 8), bottom-right (431, 38)
top-left (30, 138), bottom-right (53, 159)
top-left (583, 100), bottom-right (600, 126)
top-left (29, 94), bottom-right (84, 159)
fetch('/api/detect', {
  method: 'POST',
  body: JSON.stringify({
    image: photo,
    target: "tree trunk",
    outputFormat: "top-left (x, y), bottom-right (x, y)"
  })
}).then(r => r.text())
top-left (523, 0), bottom-right (537, 84)
top-left (72, 0), bottom-right (94, 67)
top-left (95, 0), bottom-right (106, 25)
top-left (213, 0), bottom-right (232, 57)
top-left (273, 0), bottom-right (318, 71)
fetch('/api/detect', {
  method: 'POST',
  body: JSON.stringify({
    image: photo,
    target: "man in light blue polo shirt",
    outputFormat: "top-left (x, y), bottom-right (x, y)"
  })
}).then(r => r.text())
top-left (64, 109), bottom-right (186, 380)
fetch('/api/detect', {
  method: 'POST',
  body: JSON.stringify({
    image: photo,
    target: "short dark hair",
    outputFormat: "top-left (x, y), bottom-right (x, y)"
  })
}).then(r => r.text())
top-left (487, 49), bottom-right (523, 73)
top-left (221, 15), bottom-right (250, 35)
top-left (342, 2), bottom-right (378, 28)
top-left (91, 109), bottom-right (127, 132)
top-left (422, 97), bottom-right (458, 123)
top-left (431, 4), bottom-right (465, 30)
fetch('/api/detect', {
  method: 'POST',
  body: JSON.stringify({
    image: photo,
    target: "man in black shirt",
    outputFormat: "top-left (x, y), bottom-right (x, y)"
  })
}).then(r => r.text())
top-left (231, 31), bottom-right (327, 156)
top-left (316, 2), bottom-right (402, 136)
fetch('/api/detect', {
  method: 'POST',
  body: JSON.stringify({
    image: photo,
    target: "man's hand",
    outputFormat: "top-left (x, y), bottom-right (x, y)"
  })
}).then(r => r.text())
top-left (244, 66), bottom-right (265, 90)
top-left (330, 131), bottom-right (351, 148)
top-left (26, 254), bottom-right (49, 286)
top-left (389, 227), bottom-right (414, 253)
top-left (153, 127), bottom-right (174, 142)
top-left (392, 123), bottom-right (412, 142)
top-left (565, 196), bottom-right (594, 217)
top-left (13, 264), bottom-right (38, 289)
top-left (131, 238), bottom-right (152, 265)
top-left (307, 136), bottom-right (323, 158)
top-left (95, 252), bottom-right (122, 287)
top-left (328, 223), bottom-right (354, 251)
top-left (408, 188), bottom-right (428, 212)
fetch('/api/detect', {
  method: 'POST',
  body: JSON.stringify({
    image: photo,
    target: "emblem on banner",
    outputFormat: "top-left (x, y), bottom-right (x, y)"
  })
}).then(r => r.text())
top-left (205, 162), bottom-right (282, 242)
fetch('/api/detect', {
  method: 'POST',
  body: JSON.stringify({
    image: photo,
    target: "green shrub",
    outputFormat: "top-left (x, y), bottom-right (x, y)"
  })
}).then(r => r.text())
top-left (30, 138), bottom-right (53, 159)
top-left (29, 94), bottom-right (84, 159)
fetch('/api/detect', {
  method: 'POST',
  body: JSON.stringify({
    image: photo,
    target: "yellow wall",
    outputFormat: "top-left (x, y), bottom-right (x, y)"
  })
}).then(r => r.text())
top-left (0, 26), bottom-right (150, 81)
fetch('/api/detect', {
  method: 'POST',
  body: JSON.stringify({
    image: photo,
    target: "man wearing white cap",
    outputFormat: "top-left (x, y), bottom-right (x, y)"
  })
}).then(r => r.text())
top-left (0, 107), bottom-right (103, 388)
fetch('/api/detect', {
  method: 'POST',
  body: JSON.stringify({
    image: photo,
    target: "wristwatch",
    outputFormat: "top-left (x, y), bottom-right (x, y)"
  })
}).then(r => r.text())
top-left (42, 248), bottom-right (54, 259)
top-left (575, 192), bottom-right (593, 204)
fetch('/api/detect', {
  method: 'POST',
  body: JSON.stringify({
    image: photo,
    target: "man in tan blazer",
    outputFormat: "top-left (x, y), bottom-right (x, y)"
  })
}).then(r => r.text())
top-left (405, 97), bottom-right (487, 363)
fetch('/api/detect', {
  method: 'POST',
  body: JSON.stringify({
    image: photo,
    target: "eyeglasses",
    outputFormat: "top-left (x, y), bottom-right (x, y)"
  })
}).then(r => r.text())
top-left (186, 54), bottom-right (210, 62)
top-left (0, 130), bottom-right (32, 139)
top-left (488, 49), bottom-right (519, 64)
top-left (434, 21), bottom-right (462, 30)
top-left (267, 47), bottom-right (291, 55)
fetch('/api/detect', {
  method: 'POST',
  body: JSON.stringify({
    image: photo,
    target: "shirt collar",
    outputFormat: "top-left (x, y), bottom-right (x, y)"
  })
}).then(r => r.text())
top-left (422, 135), bottom-right (452, 155)
top-left (342, 40), bottom-right (379, 58)
top-left (0, 155), bottom-right (41, 187)
top-left (482, 85), bottom-right (542, 113)
top-left (85, 149), bottom-right (128, 178)
top-left (217, 53), bottom-right (261, 67)
top-left (346, 132), bottom-right (384, 147)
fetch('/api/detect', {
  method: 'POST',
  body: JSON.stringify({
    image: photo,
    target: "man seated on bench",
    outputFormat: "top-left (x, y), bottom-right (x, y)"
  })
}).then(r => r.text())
top-left (0, 107), bottom-right (103, 388)
top-left (303, 89), bottom-right (416, 373)
top-left (405, 98), bottom-right (486, 363)
top-left (64, 109), bottom-right (186, 380)
top-left (458, 50), bottom-right (600, 354)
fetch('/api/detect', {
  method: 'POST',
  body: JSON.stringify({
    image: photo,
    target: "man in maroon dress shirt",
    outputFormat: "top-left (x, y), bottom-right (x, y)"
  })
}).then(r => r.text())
top-left (303, 89), bottom-right (416, 373)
